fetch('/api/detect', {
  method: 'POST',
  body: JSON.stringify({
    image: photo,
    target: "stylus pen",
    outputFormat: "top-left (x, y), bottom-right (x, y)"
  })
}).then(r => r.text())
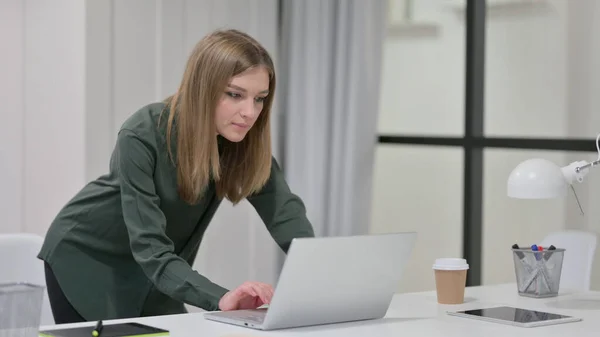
top-left (92, 320), bottom-right (103, 337)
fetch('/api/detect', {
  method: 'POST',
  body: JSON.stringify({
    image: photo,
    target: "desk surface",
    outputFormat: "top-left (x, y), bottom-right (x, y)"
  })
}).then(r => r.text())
top-left (41, 283), bottom-right (600, 336)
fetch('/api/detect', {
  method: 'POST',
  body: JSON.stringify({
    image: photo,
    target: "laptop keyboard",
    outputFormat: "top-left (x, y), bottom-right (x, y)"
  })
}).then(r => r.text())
top-left (240, 313), bottom-right (265, 323)
top-left (229, 309), bottom-right (266, 323)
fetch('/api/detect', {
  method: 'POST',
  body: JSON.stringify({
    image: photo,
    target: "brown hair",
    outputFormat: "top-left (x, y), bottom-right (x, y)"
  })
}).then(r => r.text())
top-left (162, 29), bottom-right (275, 205)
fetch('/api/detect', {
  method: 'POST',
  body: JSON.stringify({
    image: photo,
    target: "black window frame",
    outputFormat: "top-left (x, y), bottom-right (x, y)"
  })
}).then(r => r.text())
top-left (378, 0), bottom-right (598, 286)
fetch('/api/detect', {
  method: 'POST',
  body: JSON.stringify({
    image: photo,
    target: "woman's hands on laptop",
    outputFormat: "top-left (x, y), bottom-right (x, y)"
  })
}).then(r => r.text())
top-left (218, 281), bottom-right (274, 311)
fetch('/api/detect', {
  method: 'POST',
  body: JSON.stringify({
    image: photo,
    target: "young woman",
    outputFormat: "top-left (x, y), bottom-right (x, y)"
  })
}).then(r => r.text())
top-left (37, 29), bottom-right (315, 324)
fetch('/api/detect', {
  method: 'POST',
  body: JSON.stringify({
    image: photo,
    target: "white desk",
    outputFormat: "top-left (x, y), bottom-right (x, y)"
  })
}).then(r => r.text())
top-left (41, 283), bottom-right (600, 336)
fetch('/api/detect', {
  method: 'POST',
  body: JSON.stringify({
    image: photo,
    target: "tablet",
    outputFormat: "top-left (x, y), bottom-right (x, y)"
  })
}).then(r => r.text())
top-left (447, 306), bottom-right (582, 328)
top-left (39, 322), bottom-right (169, 337)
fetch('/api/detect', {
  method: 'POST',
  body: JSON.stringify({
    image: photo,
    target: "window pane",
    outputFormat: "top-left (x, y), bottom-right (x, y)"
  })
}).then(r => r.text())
top-left (370, 145), bottom-right (464, 292)
top-left (485, 1), bottom-right (600, 139)
top-left (483, 148), bottom-right (600, 290)
top-left (378, 0), bottom-right (465, 136)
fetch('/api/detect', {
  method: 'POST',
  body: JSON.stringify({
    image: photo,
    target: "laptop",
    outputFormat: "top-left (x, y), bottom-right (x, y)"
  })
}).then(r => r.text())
top-left (203, 232), bottom-right (417, 330)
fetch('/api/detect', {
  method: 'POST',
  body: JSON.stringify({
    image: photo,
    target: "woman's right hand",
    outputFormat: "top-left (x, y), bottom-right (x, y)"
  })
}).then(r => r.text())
top-left (218, 281), bottom-right (274, 311)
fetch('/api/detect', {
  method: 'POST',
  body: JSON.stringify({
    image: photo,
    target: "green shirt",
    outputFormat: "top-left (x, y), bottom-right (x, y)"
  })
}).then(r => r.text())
top-left (37, 102), bottom-right (315, 321)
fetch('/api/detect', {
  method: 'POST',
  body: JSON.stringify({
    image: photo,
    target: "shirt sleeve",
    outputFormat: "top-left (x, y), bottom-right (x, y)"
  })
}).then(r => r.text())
top-left (247, 157), bottom-right (316, 253)
top-left (116, 129), bottom-right (228, 311)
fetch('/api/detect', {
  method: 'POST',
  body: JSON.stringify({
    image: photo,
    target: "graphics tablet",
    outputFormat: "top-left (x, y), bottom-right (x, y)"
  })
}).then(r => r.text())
top-left (39, 322), bottom-right (169, 337)
top-left (447, 306), bottom-right (582, 328)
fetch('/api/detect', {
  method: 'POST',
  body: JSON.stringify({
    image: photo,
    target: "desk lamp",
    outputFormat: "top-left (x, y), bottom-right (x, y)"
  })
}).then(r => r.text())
top-left (507, 134), bottom-right (600, 214)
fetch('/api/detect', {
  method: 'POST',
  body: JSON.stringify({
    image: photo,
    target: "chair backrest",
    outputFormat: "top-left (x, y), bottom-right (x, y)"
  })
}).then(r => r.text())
top-left (0, 233), bottom-right (54, 325)
top-left (540, 230), bottom-right (598, 292)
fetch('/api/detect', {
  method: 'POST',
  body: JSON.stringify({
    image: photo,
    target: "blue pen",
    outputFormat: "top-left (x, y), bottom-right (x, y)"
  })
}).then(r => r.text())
top-left (531, 244), bottom-right (540, 260)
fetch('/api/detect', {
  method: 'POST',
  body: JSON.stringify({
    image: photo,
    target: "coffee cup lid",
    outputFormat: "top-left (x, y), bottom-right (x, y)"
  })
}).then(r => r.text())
top-left (433, 258), bottom-right (469, 271)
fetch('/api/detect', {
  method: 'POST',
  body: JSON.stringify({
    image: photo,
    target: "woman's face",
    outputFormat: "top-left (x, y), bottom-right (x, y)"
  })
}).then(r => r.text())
top-left (215, 66), bottom-right (270, 142)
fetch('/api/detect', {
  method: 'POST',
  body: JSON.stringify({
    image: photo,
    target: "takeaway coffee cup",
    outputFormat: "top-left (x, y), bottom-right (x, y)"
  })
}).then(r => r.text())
top-left (433, 258), bottom-right (469, 304)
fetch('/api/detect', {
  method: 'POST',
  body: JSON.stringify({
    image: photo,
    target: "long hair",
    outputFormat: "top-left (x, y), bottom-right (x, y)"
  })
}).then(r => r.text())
top-left (162, 29), bottom-right (275, 205)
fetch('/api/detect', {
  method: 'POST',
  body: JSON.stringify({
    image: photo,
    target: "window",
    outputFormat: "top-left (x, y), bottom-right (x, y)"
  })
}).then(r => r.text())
top-left (371, 0), bottom-right (600, 290)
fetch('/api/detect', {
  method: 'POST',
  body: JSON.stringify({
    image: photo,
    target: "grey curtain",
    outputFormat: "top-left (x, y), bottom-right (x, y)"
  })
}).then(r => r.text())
top-left (278, 0), bottom-right (387, 237)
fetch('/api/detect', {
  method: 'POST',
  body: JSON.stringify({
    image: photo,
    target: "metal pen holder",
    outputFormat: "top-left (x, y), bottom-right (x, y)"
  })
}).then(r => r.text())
top-left (512, 248), bottom-right (565, 298)
top-left (0, 283), bottom-right (45, 337)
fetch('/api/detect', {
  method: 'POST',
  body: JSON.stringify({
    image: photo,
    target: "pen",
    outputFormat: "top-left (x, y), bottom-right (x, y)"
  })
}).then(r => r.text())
top-left (513, 244), bottom-right (537, 293)
top-left (531, 244), bottom-right (540, 260)
top-left (544, 245), bottom-right (556, 261)
top-left (531, 244), bottom-right (554, 293)
top-left (512, 244), bottom-right (525, 259)
top-left (92, 320), bottom-right (103, 337)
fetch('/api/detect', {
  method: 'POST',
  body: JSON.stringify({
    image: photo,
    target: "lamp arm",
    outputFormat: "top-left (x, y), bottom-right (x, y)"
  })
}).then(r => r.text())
top-left (575, 159), bottom-right (600, 173)
top-left (563, 159), bottom-right (598, 217)
top-left (565, 133), bottom-right (600, 182)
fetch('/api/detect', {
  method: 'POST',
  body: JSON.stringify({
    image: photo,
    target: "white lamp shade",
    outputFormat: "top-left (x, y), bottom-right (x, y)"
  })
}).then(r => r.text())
top-left (507, 158), bottom-right (568, 199)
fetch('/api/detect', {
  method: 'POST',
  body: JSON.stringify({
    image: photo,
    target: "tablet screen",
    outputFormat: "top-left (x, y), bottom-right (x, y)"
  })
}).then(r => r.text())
top-left (456, 306), bottom-right (572, 324)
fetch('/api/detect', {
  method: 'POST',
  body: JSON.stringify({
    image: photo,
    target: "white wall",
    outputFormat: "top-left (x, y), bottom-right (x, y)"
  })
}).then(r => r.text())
top-left (0, 0), bottom-right (25, 234)
top-left (2, 0), bottom-right (87, 235)
top-left (0, 0), bottom-right (283, 311)
top-left (373, 0), bottom-right (600, 292)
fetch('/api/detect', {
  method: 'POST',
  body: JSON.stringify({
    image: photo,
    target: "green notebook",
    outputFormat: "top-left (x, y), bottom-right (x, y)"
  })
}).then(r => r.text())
top-left (39, 322), bottom-right (169, 337)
